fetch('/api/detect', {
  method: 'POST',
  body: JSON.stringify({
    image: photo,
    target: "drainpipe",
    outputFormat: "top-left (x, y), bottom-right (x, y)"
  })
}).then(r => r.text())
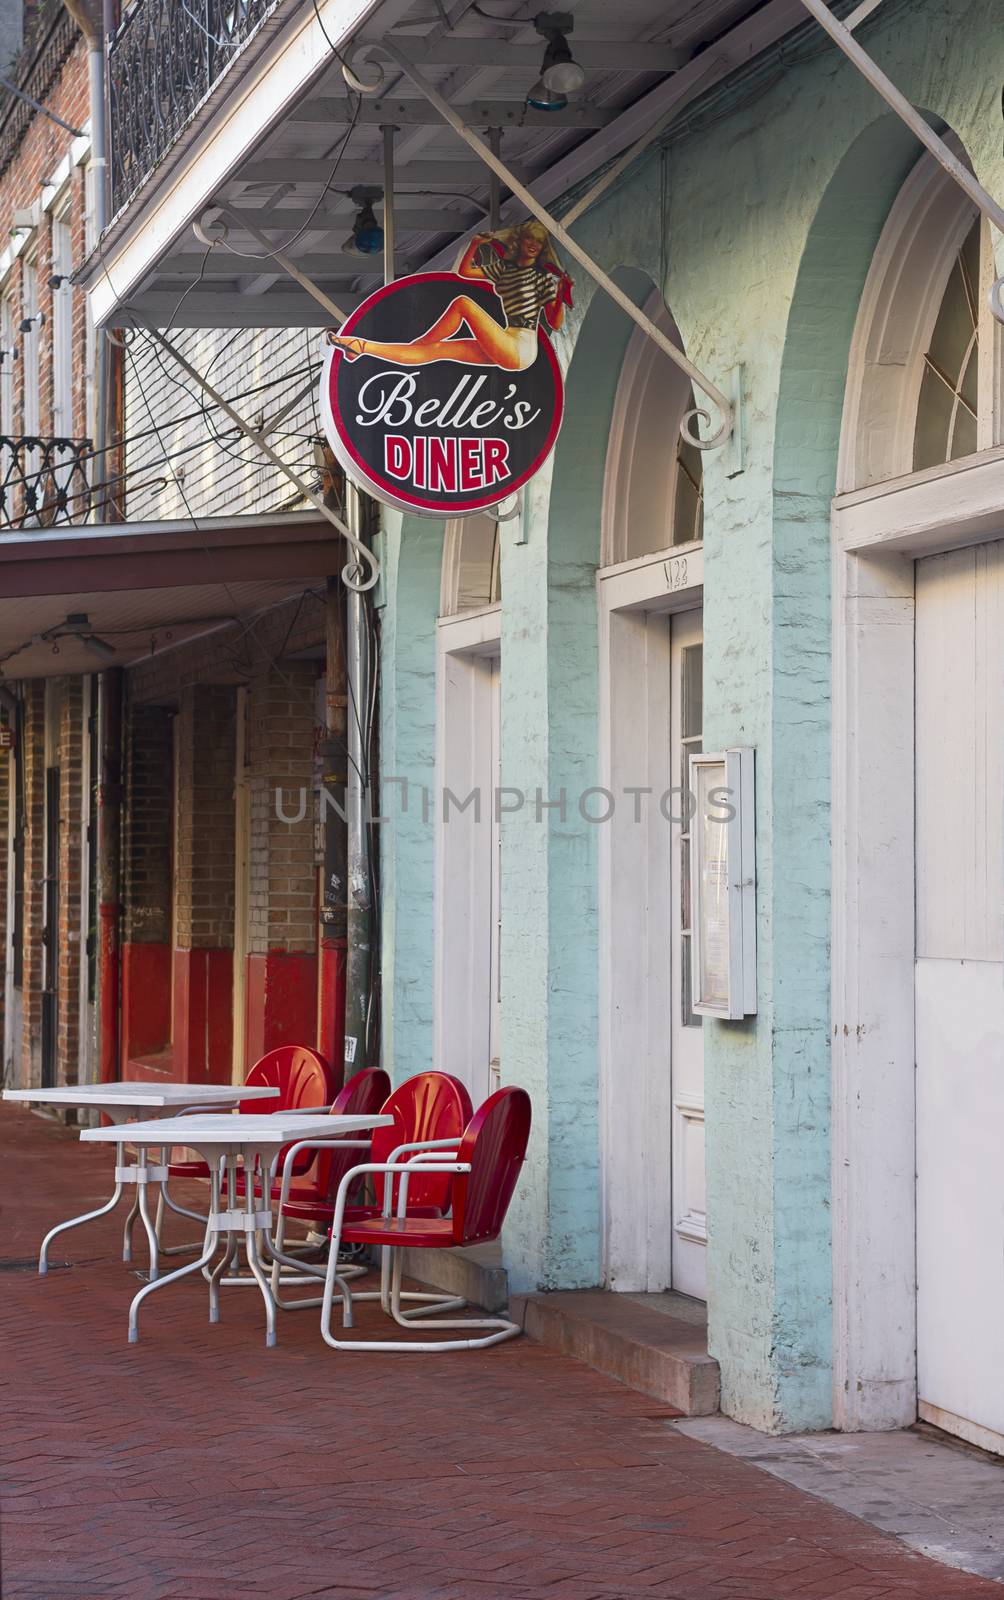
top-left (319, 565), bottom-right (348, 1087)
top-left (61, 0), bottom-right (117, 520)
top-left (343, 483), bottom-right (373, 1075)
top-left (341, 131), bottom-right (396, 1075)
top-left (96, 668), bottom-right (122, 1081)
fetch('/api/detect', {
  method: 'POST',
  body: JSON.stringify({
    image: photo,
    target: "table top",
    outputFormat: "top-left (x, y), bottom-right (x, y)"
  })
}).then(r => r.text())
top-left (80, 1111), bottom-right (394, 1147)
top-left (4, 1082), bottom-right (280, 1109)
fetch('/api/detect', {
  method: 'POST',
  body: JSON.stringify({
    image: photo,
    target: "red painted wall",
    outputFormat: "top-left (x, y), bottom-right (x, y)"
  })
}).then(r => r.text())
top-left (172, 948), bottom-right (233, 1084)
top-left (121, 942), bottom-right (172, 1076)
top-left (244, 952), bottom-right (318, 1074)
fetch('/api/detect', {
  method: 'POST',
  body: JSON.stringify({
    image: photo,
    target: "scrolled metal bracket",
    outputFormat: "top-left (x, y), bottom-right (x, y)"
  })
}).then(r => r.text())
top-left (680, 395), bottom-right (732, 452)
top-left (341, 52), bottom-right (385, 95)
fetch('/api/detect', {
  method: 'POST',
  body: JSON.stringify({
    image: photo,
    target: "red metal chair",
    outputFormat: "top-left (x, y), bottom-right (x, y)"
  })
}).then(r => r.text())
top-left (267, 1070), bottom-right (472, 1308)
top-left (155, 1045), bottom-right (336, 1254)
top-left (318, 1085), bottom-right (531, 1351)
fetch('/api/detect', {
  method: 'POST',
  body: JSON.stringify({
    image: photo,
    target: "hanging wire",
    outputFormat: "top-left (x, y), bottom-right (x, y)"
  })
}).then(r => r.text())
top-left (210, 91), bottom-right (363, 262)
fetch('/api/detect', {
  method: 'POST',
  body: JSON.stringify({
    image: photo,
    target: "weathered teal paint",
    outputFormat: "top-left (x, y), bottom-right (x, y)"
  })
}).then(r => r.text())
top-left (375, 0), bottom-right (1004, 1429)
top-left (378, 510), bottom-right (444, 1086)
top-left (499, 270), bottom-right (654, 1292)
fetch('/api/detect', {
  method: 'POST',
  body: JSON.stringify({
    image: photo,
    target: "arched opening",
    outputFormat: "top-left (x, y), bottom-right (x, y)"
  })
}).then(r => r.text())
top-left (833, 128), bottom-right (1004, 1449)
top-left (440, 512), bottom-right (501, 617)
top-left (602, 293), bottom-right (705, 565)
top-left (435, 511), bottom-right (503, 1111)
top-left (840, 140), bottom-right (1000, 491)
top-left (596, 280), bottom-right (708, 1298)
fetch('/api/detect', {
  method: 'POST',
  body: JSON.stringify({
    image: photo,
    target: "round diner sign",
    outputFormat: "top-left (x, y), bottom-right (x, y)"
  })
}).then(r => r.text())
top-left (320, 228), bottom-right (570, 518)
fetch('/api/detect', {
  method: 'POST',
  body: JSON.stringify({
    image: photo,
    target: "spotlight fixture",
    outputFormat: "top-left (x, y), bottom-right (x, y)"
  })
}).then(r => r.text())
top-left (343, 187), bottom-right (385, 255)
top-left (527, 11), bottom-right (585, 111)
top-left (19, 311), bottom-right (44, 334)
top-left (47, 613), bottom-right (117, 660)
top-left (48, 272), bottom-right (71, 290)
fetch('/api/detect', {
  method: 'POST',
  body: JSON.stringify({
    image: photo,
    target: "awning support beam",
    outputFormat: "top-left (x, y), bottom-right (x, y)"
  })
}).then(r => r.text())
top-left (138, 329), bottom-right (378, 590)
top-left (376, 42), bottom-right (733, 450)
top-left (195, 209), bottom-right (351, 325)
top-left (797, 0), bottom-right (1004, 323)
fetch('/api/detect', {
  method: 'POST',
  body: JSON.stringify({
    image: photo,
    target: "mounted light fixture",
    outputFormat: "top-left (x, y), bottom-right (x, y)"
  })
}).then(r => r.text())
top-left (527, 11), bottom-right (585, 111)
top-left (42, 613), bottom-right (117, 660)
top-left (343, 187), bottom-right (385, 255)
top-left (19, 311), bottom-right (44, 335)
top-left (48, 272), bottom-right (71, 290)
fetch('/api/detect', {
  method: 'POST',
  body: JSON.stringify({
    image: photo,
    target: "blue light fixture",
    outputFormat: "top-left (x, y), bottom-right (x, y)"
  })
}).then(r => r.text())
top-left (345, 188), bottom-right (385, 255)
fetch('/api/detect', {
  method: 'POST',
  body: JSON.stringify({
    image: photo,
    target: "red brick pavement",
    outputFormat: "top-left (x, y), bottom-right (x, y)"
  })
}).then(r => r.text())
top-left (0, 1102), bottom-right (997, 1600)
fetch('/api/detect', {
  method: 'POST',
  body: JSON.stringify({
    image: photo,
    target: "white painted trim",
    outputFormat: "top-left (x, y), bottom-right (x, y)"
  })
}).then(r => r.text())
top-left (833, 135), bottom-right (1004, 1430)
top-left (41, 152), bottom-right (74, 213)
top-left (601, 297), bottom-right (696, 567)
top-left (833, 446), bottom-right (1004, 555)
top-left (838, 144), bottom-right (976, 493)
top-left (433, 613), bottom-right (501, 1110)
top-left (918, 1401), bottom-right (1004, 1459)
top-left (84, 0), bottom-right (388, 326)
top-left (597, 548), bottom-right (703, 1291)
top-left (598, 540), bottom-right (704, 614)
top-left (435, 603), bottom-right (501, 654)
top-left (831, 456), bottom-right (1004, 1433)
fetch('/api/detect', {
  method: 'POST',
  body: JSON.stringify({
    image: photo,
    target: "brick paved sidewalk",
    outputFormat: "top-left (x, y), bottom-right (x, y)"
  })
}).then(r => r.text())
top-left (0, 1102), bottom-right (997, 1600)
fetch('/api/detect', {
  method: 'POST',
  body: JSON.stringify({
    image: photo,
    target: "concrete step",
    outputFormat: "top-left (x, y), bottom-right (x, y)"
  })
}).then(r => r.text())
top-left (399, 1240), bottom-right (509, 1313)
top-left (511, 1289), bottom-right (720, 1415)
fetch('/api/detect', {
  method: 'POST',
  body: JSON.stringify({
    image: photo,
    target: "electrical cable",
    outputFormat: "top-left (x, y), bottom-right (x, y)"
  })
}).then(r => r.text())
top-left (210, 92), bottom-right (363, 262)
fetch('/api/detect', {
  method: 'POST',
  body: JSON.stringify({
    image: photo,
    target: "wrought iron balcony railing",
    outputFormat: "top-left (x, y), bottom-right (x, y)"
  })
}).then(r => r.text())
top-left (0, 437), bottom-right (92, 529)
top-left (109, 0), bottom-right (280, 213)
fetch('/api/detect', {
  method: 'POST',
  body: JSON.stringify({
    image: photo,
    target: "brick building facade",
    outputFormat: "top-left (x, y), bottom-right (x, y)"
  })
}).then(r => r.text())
top-left (0, 1), bottom-right (348, 1097)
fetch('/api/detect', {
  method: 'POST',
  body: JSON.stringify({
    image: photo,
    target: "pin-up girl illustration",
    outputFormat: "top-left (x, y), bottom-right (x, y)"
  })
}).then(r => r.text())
top-left (326, 220), bottom-right (573, 372)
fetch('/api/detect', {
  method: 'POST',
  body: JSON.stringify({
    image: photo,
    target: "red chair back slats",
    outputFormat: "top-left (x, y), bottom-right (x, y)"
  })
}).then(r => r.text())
top-left (452, 1087), bottom-right (532, 1246)
top-left (241, 1045), bottom-right (336, 1175)
top-left (240, 1045), bottom-right (334, 1114)
top-left (370, 1072), bottom-right (473, 1214)
top-left (314, 1067), bottom-right (391, 1203)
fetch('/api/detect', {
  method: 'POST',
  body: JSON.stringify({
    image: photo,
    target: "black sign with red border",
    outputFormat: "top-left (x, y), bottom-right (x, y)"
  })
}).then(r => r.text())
top-left (321, 271), bottom-right (564, 518)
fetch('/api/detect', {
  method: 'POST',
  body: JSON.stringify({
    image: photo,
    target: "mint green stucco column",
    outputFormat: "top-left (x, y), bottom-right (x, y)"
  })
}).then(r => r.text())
top-left (378, 509), bottom-right (444, 1085)
top-left (498, 275), bottom-right (646, 1294)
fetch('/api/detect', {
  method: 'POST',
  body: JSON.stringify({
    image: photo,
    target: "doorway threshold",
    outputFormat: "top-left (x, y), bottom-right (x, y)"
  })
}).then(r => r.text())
top-left (673, 1415), bottom-right (1004, 1584)
top-left (510, 1288), bottom-right (720, 1415)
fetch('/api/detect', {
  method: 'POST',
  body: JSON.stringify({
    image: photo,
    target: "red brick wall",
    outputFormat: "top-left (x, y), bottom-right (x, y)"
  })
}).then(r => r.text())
top-left (1, 28), bottom-right (92, 451)
top-left (19, 680), bottom-right (45, 1083)
top-left (0, 715), bottom-right (9, 1049)
top-left (174, 684), bottom-right (236, 952)
top-left (56, 676), bottom-right (82, 1086)
top-left (122, 701), bottom-right (173, 945)
top-left (247, 663), bottom-right (318, 957)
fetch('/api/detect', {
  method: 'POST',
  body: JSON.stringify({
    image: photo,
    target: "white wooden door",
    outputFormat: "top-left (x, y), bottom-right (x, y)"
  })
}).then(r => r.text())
top-left (915, 541), bottom-right (1004, 1454)
top-left (670, 610), bottom-right (706, 1298)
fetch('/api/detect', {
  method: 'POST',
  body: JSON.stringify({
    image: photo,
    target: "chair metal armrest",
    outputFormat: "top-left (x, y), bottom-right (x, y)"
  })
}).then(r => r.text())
top-left (276, 1136), bottom-right (371, 1208)
top-left (330, 1160), bottom-right (471, 1240)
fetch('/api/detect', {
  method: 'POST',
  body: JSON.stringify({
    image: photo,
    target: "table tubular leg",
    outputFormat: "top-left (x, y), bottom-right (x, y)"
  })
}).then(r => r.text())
top-left (40, 1140), bottom-right (126, 1275)
top-left (128, 1170), bottom-right (222, 1344)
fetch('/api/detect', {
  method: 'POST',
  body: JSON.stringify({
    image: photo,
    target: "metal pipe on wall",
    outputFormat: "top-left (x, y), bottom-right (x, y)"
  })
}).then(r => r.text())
top-left (96, 667), bottom-right (122, 1081)
top-left (343, 481), bottom-right (373, 1073)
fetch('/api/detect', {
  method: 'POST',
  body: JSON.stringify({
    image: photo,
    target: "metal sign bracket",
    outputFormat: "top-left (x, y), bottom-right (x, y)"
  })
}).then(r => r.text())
top-left (797, 0), bottom-right (1004, 324)
top-left (373, 43), bottom-right (734, 450)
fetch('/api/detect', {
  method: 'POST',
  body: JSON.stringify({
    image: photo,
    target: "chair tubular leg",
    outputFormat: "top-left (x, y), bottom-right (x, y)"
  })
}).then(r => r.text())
top-left (320, 1248), bottom-right (521, 1352)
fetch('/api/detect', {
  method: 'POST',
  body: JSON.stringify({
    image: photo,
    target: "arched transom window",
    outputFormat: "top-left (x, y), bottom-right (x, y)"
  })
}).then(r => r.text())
top-left (913, 216), bottom-right (981, 471)
top-left (603, 294), bottom-right (704, 566)
top-left (440, 512), bottom-right (501, 617)
top-left (842, 145), bottom-right (1002, 492)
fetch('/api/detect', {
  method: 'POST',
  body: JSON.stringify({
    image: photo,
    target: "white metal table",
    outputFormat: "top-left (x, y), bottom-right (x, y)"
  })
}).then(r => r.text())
top-left (80, 1111), bottom-right (394, 1346)
top-left (3, 1082), bottom-right (280, 1278)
